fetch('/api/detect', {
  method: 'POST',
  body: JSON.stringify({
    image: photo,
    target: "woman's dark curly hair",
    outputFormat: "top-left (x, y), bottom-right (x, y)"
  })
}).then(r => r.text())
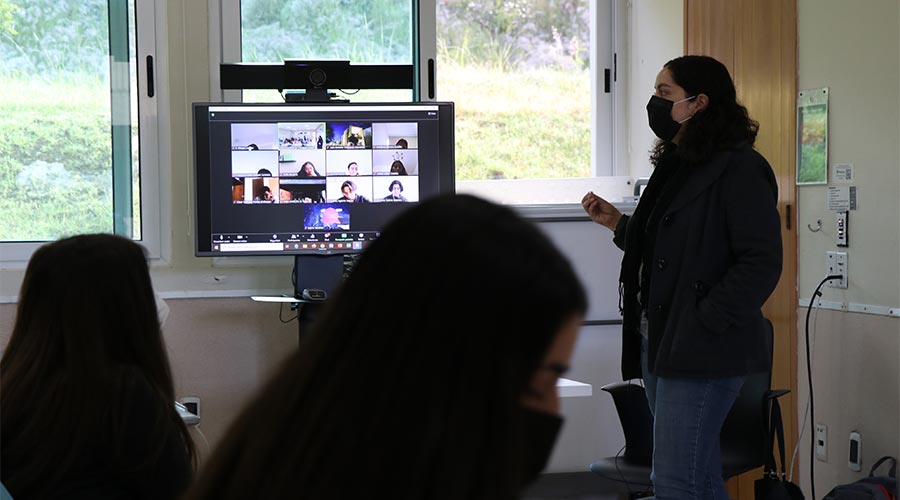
top-left (650, 55), bottom-right (759, 166)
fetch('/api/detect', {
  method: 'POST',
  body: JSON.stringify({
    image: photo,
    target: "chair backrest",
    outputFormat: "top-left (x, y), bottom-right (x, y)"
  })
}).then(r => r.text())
top-left (719, 369), bottom-right (770, 477)
top-left (719, 320), bottom-right (775, 478)
top-left (600, 381), bottom-right (654, 465)
top-left (598, 320), bottom-right (782, 479)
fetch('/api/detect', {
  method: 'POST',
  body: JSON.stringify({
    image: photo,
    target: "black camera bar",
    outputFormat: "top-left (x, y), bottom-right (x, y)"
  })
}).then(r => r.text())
top-left (220, 59), bottom-right (414, 102)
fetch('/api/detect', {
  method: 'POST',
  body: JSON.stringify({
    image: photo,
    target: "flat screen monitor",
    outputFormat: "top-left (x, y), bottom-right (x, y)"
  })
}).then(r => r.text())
top-left (192, 102), bottom-right (455, 257)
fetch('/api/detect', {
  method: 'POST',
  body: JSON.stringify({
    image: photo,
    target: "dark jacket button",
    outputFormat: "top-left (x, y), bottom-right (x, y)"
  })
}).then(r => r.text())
top-left (694, 280), bottom-right (707, 293)
top-left (662, 215), bottom-right (672, 225)
top-left (657, 258), bottom-right (667, 270)
top-left (654, 304), bottom-right (665, 313)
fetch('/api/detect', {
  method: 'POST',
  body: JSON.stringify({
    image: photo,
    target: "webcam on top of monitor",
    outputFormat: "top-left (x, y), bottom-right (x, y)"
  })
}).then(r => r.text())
top-left (220, 59), bottom-right (415, 103)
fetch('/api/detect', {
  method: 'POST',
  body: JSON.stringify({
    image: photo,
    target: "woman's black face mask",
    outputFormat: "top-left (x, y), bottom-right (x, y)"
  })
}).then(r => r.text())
top-left (646, 94), bottom-right (696, 142)
top-left (518, 407), bottom-right (564, 486)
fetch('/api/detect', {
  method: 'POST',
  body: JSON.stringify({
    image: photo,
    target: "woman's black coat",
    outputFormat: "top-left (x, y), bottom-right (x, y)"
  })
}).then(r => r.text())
top-left (613, 144), bottom-right (783, 380)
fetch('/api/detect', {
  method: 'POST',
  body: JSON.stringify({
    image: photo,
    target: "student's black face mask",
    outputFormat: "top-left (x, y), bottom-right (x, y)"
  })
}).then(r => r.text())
top-left (646, 94), bottom-right (696, 142)
top-left (519, 407), bottom-right (564, 485)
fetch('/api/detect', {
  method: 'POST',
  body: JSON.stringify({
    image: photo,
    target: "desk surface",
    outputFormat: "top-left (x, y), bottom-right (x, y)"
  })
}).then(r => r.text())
top-left (558, 378), bottom-right (592, 398)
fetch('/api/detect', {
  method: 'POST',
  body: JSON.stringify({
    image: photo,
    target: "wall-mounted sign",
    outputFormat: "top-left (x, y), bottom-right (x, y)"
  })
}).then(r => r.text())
top-left (833, 163), bottom-right (854, 182)
top-left (797, 87), bottom-right (829, 185)
top-left (827, 186), bottom-right (857, 211)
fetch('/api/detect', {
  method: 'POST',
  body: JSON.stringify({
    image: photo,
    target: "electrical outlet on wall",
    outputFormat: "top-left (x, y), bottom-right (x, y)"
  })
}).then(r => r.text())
top-left (826, 251), bottom-right (848, 288)
top-left (180, 396), bottom-right (200, 419)
top-left (836, 211), bottom-right (849, 247)
top-left (815, 424), bottom-right (827, 461)
top-left (849, 431), bottom-right (862, 471)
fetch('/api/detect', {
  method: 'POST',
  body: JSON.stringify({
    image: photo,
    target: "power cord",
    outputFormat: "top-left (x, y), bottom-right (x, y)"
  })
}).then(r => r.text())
top-left (804, 273), bottom-right (843, 500)
top-left (613, 444), bottom-right (632, 497)
top-left (790, 292), bottom-right (821, 481)
top-left (279, 301), bottom-right (298, 323)
top-left (191, 425), bottom-right (211, 457)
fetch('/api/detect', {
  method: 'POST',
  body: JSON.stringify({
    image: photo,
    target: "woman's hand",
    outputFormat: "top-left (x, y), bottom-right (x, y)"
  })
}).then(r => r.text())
top-left (581, 191), bottom-right (622, 231)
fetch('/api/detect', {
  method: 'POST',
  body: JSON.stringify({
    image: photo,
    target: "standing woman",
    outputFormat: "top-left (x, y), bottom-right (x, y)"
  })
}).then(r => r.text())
top-left (1, 234), bottom-right (196, 499)
top-left (582, 55), bottom-right (782, 500)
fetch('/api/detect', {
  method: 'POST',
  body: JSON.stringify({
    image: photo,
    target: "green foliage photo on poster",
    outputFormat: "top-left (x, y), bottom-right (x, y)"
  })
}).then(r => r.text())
top-left (797, 88), bottom-right (829, 185)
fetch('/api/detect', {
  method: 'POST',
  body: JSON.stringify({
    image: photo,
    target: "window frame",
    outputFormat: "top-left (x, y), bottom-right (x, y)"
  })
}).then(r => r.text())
top-left (0, 0), bottom-right (165, 264)
top-left (210, 0), bottom-right (434, 103)
top-left (210, 0), bottom-right (629, 218)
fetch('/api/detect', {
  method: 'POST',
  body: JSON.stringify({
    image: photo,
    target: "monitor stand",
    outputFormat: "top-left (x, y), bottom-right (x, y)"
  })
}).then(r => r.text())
top-left (293, 254), bottom-right (345, 343)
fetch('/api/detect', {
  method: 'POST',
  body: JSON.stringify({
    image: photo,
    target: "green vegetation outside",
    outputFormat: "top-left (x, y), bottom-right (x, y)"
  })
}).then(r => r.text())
top-left (0, 61), bottom-right (590, 241)
top-left (0, 76), bottom-right (114, 241)
top-left (439, 62), bottom-right (590, 180)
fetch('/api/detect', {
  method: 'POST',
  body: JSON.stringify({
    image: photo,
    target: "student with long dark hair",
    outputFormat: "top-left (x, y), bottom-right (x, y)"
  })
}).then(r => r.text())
top-left (582, 55), bottom-right (782, 500)
top-left (185, 194), bottom-right (588, 500)
top-left (1, 234), bottom-right (196, 499)
top-left (297, 161), bottom-right (323, 177)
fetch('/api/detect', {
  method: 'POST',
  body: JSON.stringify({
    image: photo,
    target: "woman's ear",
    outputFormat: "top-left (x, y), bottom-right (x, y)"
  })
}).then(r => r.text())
top-left (694, 93), bottom-right (710, 112)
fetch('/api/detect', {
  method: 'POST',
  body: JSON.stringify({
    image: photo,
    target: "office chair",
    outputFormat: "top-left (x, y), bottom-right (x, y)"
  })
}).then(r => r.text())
top-left (588, 382), bottom-right (655, 498)
top-left (589, 327), bottom-right (788, 499)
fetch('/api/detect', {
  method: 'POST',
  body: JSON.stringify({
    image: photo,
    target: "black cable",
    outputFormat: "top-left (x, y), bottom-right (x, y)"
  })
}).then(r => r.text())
top-left (279, 302), bottom-right (298, 323)
top-left (612, 444), bottom-right (632, 497)
top-left (805, 273), bottom-right (842, 500)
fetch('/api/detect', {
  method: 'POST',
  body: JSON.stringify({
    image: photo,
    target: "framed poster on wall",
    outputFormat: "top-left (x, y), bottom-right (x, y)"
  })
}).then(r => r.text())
top-left (797, 87), bottom-right (829, 185)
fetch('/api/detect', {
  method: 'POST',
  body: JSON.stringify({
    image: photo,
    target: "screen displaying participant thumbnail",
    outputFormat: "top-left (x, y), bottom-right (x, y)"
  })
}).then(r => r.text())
top-left (278, 122), bottom-right (325, 149)
top-left (248, 177), bottom-right (280, 203)
top-left (231, 177), bottom-right (245, 203)
top-left (326, 122), bottom-right (372, 149)
top-left (231, 123), bottom-right (278, 150)
top-left (325, 149), bottom-right (373, 176)
top-left (374, 177), bottom-right (418, 202)
top-left (304, 204), bottom-right (350, 230)
top-left (232, 150), bottom-right (279, 177)
top-left (372, 122), bottom-right (418, 149)
top-left (279, 178), bottom-right (326, 203)
top-left (279, 150), bottom-right (327, 177)
top-left (326, 177), bottom-right (374, 203)
top-left (372, 150), bottom-right (418, 175)
top-left (232, 177), bottom-right (280, 204)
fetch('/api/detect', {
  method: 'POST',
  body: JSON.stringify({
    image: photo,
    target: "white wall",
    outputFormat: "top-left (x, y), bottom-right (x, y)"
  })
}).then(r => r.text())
top-left (796, 0), bottom-right (900, 495)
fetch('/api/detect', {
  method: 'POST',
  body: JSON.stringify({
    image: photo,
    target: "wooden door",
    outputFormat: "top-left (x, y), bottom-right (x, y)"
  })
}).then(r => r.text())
top-left (684, 1), bottom-right (799, 499)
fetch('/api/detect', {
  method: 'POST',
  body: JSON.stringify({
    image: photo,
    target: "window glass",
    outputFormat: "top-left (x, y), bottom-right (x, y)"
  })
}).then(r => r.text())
top-left (435, 0), bottom-right (592, 181)
top-left (0, 0), bottom-right (141, 242)
top-left (229, 0), bottom-right (619, 208)
top-left (239, 0), bottom-right (416, 103)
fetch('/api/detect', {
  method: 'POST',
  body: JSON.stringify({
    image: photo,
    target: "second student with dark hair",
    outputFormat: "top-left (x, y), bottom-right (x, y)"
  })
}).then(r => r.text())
top-left (185, 194), bottom-right (588, 500)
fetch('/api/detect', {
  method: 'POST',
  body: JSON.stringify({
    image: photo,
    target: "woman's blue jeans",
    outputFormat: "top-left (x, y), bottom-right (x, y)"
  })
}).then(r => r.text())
top-left (640, 335), bottom-right (745, 500)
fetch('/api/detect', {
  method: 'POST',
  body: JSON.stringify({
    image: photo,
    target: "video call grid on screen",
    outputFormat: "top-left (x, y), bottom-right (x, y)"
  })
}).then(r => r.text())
top-left (194, 103), bottom-right (451, 256)
top-left (230, 120), bottom-right (420, 204)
